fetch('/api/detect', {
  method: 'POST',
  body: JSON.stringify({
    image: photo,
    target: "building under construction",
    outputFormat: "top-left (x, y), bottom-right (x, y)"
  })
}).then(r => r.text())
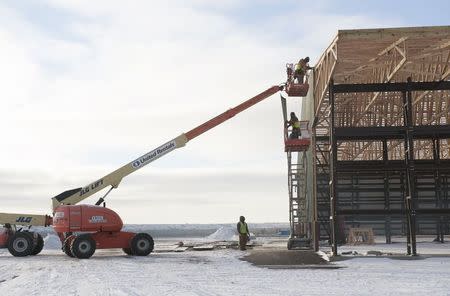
top-left (302, 25), bottom-right (450, 255)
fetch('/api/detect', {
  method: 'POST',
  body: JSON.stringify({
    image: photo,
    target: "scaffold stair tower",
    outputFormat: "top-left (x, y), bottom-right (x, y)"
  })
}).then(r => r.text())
top-left (281, 89), bottom-right (312, 250)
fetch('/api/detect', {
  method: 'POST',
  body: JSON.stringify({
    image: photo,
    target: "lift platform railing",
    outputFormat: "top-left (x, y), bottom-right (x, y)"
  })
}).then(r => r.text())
top-left (285, 64), bottom-right (311, 97)
top-left (284, 121), bottom-right (311, 152)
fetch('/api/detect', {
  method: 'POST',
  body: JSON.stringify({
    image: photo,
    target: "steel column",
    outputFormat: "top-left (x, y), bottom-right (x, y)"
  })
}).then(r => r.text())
top-left (329, 79), bottom-right (338, 255)
top-left (403, 78), bottom-right (417, 255)
top-left (433, 139), bottom-right (444, 243)
top-left (383, 140), bottom-right (392, 244)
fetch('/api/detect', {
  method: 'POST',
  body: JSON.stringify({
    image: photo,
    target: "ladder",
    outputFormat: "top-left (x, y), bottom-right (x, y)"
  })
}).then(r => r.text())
top-left (280, 94), bottom-right (312, 249)
top-left (287, 150), bottom-right (308, 239)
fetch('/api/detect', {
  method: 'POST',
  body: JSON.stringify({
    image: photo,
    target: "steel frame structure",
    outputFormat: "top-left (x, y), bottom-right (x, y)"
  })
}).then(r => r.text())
top-left (309, 26), bottom-right (450, 256)
top-left (328, 80), bottom-right (450, 255)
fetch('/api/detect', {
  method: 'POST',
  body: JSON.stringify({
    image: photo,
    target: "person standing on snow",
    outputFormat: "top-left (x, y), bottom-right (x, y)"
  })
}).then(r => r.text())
top-left (237, 216), bottom-right (250, 251)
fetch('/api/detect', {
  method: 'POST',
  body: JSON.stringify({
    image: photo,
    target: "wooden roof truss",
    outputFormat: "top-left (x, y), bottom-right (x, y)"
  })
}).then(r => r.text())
top-left (313, 26), bottom-right (450, 161)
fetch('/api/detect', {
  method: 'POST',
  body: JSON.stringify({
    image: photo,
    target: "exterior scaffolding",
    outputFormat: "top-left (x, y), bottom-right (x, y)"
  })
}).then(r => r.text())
top-left (281, 93), bottom-right (312, 250)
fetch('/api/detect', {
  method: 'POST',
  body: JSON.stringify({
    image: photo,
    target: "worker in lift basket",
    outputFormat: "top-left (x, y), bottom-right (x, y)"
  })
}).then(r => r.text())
top-left (294, 56), bottom-right (312, 84)
top-left (237, 216), bottom-right (250, 251)
top-left (286, 112), bottom-right (301, 139)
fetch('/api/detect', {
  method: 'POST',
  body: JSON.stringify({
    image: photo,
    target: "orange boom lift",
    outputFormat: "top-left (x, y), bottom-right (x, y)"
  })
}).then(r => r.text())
top-left (0, 66), bottom-right (311, 258)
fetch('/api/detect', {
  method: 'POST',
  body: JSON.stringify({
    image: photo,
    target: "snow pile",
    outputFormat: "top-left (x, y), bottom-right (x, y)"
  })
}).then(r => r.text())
top-left (43, 234), bottom-right (62, 250)
top-left (207, 226), bottom-right (238, 241)
top-left (316, 251), bottom-right (330, 262)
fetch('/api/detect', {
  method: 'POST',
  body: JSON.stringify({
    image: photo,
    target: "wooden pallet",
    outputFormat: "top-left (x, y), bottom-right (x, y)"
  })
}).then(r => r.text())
top-left (347, 227), bottom-right (375, 245)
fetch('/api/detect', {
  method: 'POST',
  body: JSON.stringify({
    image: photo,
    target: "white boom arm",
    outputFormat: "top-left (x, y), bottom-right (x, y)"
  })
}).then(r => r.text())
top-left (51, 86), bottom-right (281, 211)
top-left (51, 134), bottom-right (188, 210)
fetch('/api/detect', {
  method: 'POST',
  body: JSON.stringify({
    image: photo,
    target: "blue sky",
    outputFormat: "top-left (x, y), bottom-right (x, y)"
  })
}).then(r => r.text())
top-left (7, 0), bottom-right (450, 48)
top-left (6, 0), bottom-right (450, 34)
top-left (0, 0), bottom-right (448, 223)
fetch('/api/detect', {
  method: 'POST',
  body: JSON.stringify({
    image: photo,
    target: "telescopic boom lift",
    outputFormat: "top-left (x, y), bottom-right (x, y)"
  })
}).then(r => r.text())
top-left (0, 63), bottom-right (311, 258)
top-left (51, 86), bottom-right (282, 212)
top-left (0, 78), bottom-right (310, 258)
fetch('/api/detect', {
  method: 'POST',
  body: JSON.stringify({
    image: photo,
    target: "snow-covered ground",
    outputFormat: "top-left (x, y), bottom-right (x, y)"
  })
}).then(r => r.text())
top-left (1, 235), bottom-right (450, 296)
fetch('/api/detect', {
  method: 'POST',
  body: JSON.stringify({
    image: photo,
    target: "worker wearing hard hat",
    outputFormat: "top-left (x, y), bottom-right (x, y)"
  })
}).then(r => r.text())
top-left (286, 112), bottom-right (301, 139)
top-left (294, 57), bottom-right (312, 84)
top-left (237, 216), bottom-right (250, 251)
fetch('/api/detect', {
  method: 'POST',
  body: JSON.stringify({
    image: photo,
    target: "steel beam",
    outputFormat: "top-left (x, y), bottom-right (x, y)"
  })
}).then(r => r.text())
top-left (338, 208), bottom-right (450, 215)
top-left (334, 125), bottom-right (450, 140)
top-left (333, 80), bottom-right (450, 93)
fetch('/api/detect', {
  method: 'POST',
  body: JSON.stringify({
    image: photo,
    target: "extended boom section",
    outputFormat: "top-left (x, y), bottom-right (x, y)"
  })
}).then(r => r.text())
top-left (185, 86), bottom-right (281, 140)
top-left (52, 85), bottom-right (281, 210)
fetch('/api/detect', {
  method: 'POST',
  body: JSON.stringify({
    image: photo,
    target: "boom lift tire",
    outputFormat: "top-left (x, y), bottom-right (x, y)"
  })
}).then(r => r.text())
top-left (122, 248), bottom-right (133, 255)
top-left (70, 234), bottom-right (96, 259)
top-left (63, 235), bottom-right (75, 257)
top-left (30, 233), bottom-right (44, 255)
top-left (8, 232), bottom-right (34, 257)
top-left (130, 233), bottom-right (154, 256)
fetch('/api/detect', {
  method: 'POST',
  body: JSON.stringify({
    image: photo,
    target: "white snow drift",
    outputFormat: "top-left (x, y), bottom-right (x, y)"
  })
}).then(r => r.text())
top-left (207, 226), bottom-right (238, 241)
top-left (43, 234), bottom-right (62, 250)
